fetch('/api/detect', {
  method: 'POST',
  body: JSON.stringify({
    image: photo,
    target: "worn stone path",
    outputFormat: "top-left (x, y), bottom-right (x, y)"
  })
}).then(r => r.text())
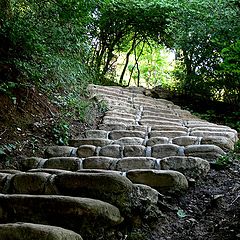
top-left (0, 84), bottom-right (238, 239)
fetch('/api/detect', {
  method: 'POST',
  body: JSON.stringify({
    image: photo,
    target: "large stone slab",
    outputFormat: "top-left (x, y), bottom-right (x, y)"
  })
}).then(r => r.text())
top-left (116, 157), bottom-right (155, 171)
top-left (142, 107), bottom-right (173, 115)
top-left (53, 172), bottom-right (134, 213)
top-left (133, 184), bottom-right (159, 205)
top-left (126, 169), bottom-right (188, 194)
top-left (172, 136), bottom-right (200, 146)
top-left (142, 112), bottom-right (179, 119)
top-left (106, 111), bottom-right (136, 119)
top-left (0, 223), bottom-right (83, 240)
top-left (43, 157), bottom-right (82, 171)
top-left (103, 116), bottom-right (135, 125)
top-left (184, 145), bottom-right (226, 161)
top-left (8, 172), bottom-right (51, 194)
top-left (149, 131), bottom-right (188, 138)
top-left (99, 145), bottom-right (122, 158)
top-left (0, 194), bottom-right (123, 235)
top-left (151, 125), bottom-right (188, 132)
top-left (69, 139), bottom-right (113, 147)
top-left (83, 156), bottom-right (118, 170)
top-left (45, 146), bottom-right (77, 158)
top-left (20, 157), bottom-right (46, 171)
top-left (160, 156), bottom-right (210, 178)
top-left (146, 137), bottom-right (169, 146)
top-left (140, 119), bottom-right (182, 126)
top-left (123, 145), bottom-right (146, 157)
top-left (113, 137), bottom-right (145, 146)
top-left (190, 130), bottom-right (236, 141)
top-left (98, 123), bottom-right (127, 131)
top-left (126, 125), bottom-right (148, 132)
top-left (109, 130), bottom-right (146, 140)
top-left (85, 130), bottom-right (109, 139)
top-left (201, 136), bottom-right (235, 151)
top-left (152, 144), bottom-right (182, 158)
top-left (77, 145), bottom-right (96, 158)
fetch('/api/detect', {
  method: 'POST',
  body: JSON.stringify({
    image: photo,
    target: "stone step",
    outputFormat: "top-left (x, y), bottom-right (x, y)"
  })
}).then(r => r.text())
top-left (184, 144), bottom-right (226, 161)
top-left (103, 116), bottom-right (136, 125)
top-left (88, 84), bottom-right (132, 97)
top-left (2, 172), bottom-right (133, 214)
top-left (0, 169), bottom-right (190, 196)
top-left (142, 107), bottom-right (174, 115)
top-left (190, 130), bottom-right (237, 142)
top-left (142, 111), bottom-right (179, 118)
top-left (141, 115), bottom-right (181, 122)
top-left (126, 169), bottom-right (188, 194)
top-left (44, 137), bottom-right (230, 161)
top-left (149, 130), bottom-right (188, 138)
top-left (151, 125), bottom-right (188, 132)
top-left (140, 119), bottom-right (183, 126)
top-left (105, 111), bottom-right (136, 119)
top-left (159, 156), bottom-right (210, 178)
top-left (109, 130), bottom-right (146, 140)
top-left (0, 222), bottom-right (83, 240)
top-left (69, 138), bottom-right (113, 147)
top-left (0, 194), bottom-right (123, 238)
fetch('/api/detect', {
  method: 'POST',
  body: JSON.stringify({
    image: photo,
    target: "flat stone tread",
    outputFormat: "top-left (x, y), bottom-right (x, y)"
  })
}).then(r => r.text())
top-left (0, 222), bottom-right (83, 240)
top-left (0, 194), bottom-right (123, 226)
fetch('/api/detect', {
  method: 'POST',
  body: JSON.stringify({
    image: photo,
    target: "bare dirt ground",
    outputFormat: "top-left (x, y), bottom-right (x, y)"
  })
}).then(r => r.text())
top-left (0, 87), bottom-right (239, 240)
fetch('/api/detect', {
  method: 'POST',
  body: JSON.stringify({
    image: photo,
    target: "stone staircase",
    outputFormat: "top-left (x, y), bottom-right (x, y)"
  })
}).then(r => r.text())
top-left (0, 84), bottom-right (238, 239)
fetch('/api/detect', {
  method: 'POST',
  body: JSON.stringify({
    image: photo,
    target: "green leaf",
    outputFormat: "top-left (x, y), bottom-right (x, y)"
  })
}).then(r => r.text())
top-left (177, 209), bottom-right (187, 218)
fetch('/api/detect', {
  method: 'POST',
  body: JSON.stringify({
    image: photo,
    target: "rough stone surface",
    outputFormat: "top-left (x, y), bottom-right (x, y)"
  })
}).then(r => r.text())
top-left (99, 145), bottom-right (122, 158)
top-left (109, 130), bottom-right (146, 140)
top-left (77, 145), bottom-right (96, 158)
top-left (114, 137), bottom-right (145, 146)
top-left (9, 172), bottom-right (51, 194)
top-left (151, 125), bottom-right (188, 132)
top-left (160, 156), bottom-right (210, 178)
top-left (201, 136), bottom-right (235, 151)
top-left (103, 116), bottom-right (135, 125)
top-left (69, 139), bottom-right (113, 147)
top-left (83, 156), bottom-right (118, 170)
top-left (190, 130), bottom-right (236, 141)
top-left (45, 146), bottom-right (77, 158)
top-left (146, 137), bottom-right (169, 146)
top-left (0, 173), bottom-right (10, 193)
top-left (185, 144), bottom-right (226, 161)
top-left (116, 157), bottom-right (155, 171)
top-left (126, 169), bottom-right (188, 193)
top-left (0, 222), bottom-right (83, 240)
top-left (141, 120), bottom-right (182, 126)
top-left (43, 157), bottom-right (82, 171)
top-left (0, 194), bottom-right (123, 233)
top-left (172, 136), bottom-right (200, 146)
top-left (20, 157), bottom-right (44, 171)
top-left (98, 123), bottom-right (127, 131)
top-left (53, 172), bottom-right (133, 212)
top-left (123, 145), bottom-right (146, 157)
top-left (152, 144), bottom-right (181, 158)
top-left (149, 131), bottom-right (188, 138)
top-left (85, 130), bottom-right (108, 139)
top-left (133, 184), bottom-right (159, 205)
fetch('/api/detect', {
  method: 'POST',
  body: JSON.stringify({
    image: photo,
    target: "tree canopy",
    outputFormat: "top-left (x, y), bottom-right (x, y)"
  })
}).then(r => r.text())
top-left (0, 0), bottom-right (239, 105)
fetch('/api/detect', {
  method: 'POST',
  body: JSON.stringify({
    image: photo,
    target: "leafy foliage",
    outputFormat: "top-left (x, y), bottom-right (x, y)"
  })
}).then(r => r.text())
top-left (169, 0), bottom-right (240, 104)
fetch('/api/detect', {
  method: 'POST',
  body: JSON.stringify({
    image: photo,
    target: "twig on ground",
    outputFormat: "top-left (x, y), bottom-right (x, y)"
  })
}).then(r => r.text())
top-left (0, 129), bottom-right (7, 136)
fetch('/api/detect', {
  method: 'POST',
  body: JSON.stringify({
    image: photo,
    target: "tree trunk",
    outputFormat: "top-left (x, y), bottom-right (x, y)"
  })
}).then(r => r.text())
top-left (119, 35), bottom-right (137, 85)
